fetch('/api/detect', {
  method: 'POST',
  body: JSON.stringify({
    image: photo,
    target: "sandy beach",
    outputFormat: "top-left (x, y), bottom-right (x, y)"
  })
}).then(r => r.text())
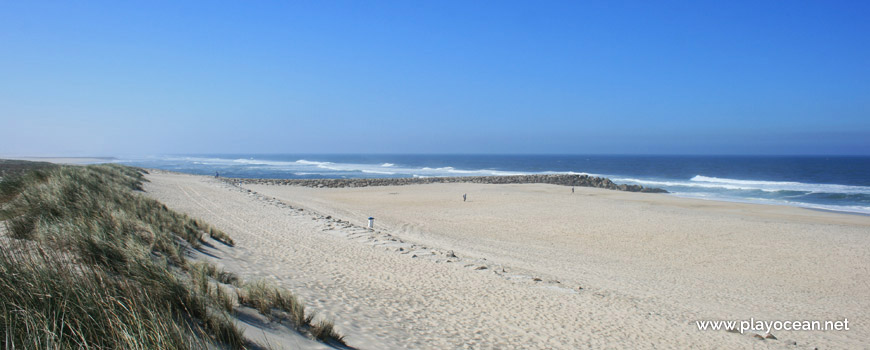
top-left (145, 171), bottom-right (870, 349)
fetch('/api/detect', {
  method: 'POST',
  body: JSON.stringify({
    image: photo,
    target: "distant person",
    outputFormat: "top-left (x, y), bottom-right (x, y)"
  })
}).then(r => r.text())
top-left (215, 171), bottom-right (219, 178)
top-left (572, 186), bottom-right (574, 194)
top-left (463, 193), bottom-right (467, 202)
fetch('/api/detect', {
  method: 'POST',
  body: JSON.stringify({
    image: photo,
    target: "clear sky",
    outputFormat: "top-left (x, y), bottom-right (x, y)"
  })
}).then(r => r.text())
top-left (1, 1), bottom-right (868, 156)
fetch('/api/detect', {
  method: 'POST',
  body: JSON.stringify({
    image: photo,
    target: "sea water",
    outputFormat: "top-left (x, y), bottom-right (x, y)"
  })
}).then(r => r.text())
top-left (118, 154), bottom-right (870, 214)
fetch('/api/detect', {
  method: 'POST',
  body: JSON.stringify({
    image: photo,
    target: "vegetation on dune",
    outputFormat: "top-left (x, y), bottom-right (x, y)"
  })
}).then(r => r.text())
top-left (0, 162), bottom-right (345, 349)
top-left (0, 159), bottom-right (57, 182)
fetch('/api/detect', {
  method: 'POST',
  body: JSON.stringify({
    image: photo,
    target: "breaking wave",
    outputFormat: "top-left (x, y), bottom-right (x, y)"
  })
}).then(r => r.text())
top-left (119, 156), bottom-right (870, 215)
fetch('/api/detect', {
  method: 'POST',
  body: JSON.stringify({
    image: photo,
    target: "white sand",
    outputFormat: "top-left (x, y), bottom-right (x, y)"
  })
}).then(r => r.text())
top-left (145, 171), bottom-right (870, 349)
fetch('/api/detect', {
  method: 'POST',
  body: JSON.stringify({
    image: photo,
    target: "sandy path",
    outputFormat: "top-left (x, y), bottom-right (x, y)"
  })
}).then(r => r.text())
top-left (145, 172), bottom-right (867, 349)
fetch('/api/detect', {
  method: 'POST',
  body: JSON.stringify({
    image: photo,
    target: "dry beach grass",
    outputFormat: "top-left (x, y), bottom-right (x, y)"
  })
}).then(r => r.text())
top-left (0, 163), bottom-right (345, 349)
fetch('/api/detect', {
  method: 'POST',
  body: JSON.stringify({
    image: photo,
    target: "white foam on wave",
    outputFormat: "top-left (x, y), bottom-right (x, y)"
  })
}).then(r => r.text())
top-left (442, 167), bottom-right (526, 176)
top-left (120, 156), bottom-right (869, 215)
top-left (361, 169), bottom-right (397, 175)
top-left (294, 159), bottom-right (334, 167)
top-left (691, 175), bottom-right (797, 186)
top-left (690, 175), bottom-right (870, 194)
top-left (613, 175), bottom-right (870, 195)
top-left (158, 156), bottom-right (240, 165)
top-left (142, 156), bottom-right (589, 178)
top-left (611, 177), bottom-right (770, 191)
top-left (669, 192), bottom-right (870, 215)
top-left (231, 158), bottom-right (305, 167)
top-left (542, 171), bottom-right (598, 176)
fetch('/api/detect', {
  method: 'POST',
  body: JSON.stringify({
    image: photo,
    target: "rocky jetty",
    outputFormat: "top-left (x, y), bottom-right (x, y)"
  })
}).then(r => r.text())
top-left (224, 174), bottom-right (668, 193)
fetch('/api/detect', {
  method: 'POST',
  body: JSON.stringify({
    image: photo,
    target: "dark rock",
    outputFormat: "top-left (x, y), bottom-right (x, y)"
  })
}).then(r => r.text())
top-left (222, 174), bottom-right (668, 193)
top-left (641, 187), bottom-right (669, 193)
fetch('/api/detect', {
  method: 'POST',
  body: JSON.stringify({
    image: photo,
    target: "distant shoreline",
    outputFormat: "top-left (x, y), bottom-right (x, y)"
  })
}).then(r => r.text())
top-left (214, 173), bottom-right (870, 217)
top-left (1, 157), bottom-right (115, 165)
top-left (116, 154), bottom-right (870, 216)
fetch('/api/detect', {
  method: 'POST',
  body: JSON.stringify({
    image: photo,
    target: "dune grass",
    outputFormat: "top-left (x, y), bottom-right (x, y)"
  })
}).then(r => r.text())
top-left (0, 163), bottom-right (344, 349)
top-left (0, 159), bottom-right (57, 182)
top-left (0, 244), bottom-right (206, 349)
top-left (236, 280), bottom-right (346, 346)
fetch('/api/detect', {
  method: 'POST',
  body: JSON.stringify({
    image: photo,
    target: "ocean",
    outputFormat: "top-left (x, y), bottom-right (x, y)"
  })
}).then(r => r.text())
top-left (118, 154), bottom-right (870, 215)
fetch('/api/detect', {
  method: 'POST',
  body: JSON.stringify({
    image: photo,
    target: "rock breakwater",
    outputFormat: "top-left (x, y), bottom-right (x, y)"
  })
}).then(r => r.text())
top-left (225, 174), bottom-right (668, 193)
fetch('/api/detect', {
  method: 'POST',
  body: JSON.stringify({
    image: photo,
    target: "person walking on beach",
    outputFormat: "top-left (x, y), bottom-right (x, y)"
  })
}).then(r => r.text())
top-left (215, 171), bottom-right (219, 178)
top-left (572, 186), bottom-right (574, 194)
top-left (463, 193), bottom-right (467, 202)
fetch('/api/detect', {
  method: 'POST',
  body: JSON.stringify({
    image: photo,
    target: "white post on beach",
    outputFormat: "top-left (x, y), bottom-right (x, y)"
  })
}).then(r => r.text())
top-left (368, 217), bottom-right (374, 229)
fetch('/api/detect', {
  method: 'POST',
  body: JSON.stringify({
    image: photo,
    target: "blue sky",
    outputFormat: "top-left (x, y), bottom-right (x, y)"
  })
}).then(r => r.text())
top-left (1, 1), bottom-right (868, 155)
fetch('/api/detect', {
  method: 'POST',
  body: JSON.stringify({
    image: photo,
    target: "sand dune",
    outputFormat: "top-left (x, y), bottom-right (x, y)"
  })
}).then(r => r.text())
top-left (1, 157), bottom-right (113, 164)
top-left (145, 171), bottom-right (869, 349)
